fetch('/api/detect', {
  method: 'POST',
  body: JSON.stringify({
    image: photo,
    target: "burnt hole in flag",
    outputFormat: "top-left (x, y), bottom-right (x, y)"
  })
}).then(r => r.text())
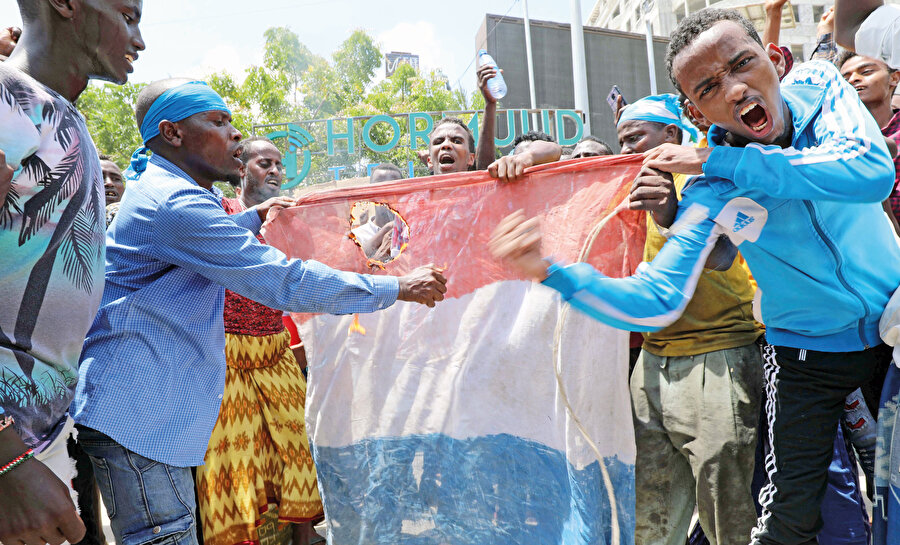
top-left (348, 201), bottom-right (410, 268)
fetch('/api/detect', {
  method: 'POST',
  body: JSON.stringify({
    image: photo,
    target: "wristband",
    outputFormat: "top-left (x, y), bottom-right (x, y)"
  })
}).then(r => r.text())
top-left (0, 448), bottom-right (34, 477)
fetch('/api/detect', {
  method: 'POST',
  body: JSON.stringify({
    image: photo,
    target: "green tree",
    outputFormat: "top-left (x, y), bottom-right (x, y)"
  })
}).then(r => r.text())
top-left (76, 82), bottom-right (144, 168)
top-left (263, 27), bottom-right (317, 104)
top-left (332, 30), bottom-right (382, 107)
top-left (301, 57), bottom-right (342, 117)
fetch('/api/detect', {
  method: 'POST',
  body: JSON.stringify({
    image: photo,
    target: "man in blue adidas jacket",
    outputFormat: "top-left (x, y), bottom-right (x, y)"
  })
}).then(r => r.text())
top-left (491, 8), bottom-right (899, 545)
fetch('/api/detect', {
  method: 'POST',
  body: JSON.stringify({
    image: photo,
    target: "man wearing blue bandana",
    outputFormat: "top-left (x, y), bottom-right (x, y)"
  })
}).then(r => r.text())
top-left (617, 93), bottom-right (699, 153)
top-left (72, 78), bottom-right (448, 545)
top-left (617, 93), bottom-right (765, 545)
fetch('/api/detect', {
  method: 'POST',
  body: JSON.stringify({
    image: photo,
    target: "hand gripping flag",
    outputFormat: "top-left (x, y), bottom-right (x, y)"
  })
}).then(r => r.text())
top-left (263, 155), bottom-right (646, 545)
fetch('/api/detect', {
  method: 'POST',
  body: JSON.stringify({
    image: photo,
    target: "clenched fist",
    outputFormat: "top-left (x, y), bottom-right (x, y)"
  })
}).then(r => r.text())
top-left (397, 264), bottom-right (448, 307)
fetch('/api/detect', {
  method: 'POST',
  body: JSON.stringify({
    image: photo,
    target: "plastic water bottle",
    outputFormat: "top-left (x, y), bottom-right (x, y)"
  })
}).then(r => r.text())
top-left (477, 49), bottom-right (507, 101)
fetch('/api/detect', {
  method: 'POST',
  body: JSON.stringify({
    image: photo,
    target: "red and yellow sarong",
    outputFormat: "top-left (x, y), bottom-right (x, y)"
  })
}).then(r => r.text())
top-left (195, 330), bottom-right (322, 545)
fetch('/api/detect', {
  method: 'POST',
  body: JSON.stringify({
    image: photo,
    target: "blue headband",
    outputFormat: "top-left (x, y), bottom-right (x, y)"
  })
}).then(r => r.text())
top-left (617, 93), bottom-right (699, 143)
top-left (125, 81), bottom-right (231, 180)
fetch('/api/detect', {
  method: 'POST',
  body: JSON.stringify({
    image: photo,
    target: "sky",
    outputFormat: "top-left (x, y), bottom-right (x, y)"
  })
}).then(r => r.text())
top-left (0, 0), bottom-right (595, 96)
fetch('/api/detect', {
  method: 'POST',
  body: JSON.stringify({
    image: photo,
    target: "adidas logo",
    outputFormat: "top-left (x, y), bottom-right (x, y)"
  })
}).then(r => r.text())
top-left (733, 211), bottom-right (755, 232)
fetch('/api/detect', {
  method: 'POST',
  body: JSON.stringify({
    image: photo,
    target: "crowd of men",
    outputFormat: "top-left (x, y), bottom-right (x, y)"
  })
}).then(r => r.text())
top-left (4, 1), bottom-right (900, 545)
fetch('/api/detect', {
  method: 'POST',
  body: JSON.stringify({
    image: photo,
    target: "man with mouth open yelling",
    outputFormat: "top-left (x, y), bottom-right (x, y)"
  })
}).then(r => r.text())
top-left (73, 79), bottom-right (448, 545)
top-left (427, 117), bottom-right (476, 175)
top-left (491, 8), bottom-right (900, 545)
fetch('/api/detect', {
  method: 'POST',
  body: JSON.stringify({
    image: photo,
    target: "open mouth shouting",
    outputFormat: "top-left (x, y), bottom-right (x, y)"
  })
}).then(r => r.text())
top-left (738, 100), bottom-right (772, 137)
top-left (265, 176), bottom-right (282, 189)
top-left (231, 145), bottom-right (244, 166)
top-left (438, 152), bottom-right (457, 169)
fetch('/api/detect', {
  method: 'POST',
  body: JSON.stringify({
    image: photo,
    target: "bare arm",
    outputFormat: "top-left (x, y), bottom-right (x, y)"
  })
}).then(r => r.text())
top-left (475, 64), bottom-right (498, 170)
top-left (0, 427), bottom-right (86, 545)
top-left (487, 140), bottom-right (563, 182)
top-left (835, 0), bottom-right (884, 50)
top-left (763, 0), bottom-right (788, 46)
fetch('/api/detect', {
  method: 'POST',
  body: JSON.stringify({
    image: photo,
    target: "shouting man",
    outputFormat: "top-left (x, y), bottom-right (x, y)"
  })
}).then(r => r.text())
top-left (73, 79), bottom-right (447, 545)
top-left (492, 9), bottom-right (899, 545)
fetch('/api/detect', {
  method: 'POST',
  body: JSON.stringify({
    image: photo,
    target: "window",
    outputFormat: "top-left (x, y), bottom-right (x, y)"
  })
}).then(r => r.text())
top-left (613, 6), bottom-right (620, 19)
top-left (812, 5), bottom-right (824, 22)
top-left (792, 5), bottom-right (801, 23)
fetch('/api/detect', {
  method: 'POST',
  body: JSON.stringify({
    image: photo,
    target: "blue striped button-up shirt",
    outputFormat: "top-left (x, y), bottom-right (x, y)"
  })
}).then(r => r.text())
top-left (73, 154), bottom-right (398, 466)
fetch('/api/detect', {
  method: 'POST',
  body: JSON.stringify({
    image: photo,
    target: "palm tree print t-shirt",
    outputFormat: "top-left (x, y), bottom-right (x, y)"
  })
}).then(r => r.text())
top-left (0, 64), bottom-right (105, 452)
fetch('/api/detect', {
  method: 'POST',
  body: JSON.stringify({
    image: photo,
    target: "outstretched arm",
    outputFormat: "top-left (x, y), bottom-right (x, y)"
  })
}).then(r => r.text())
top-left (475, 64), bottom-right (499, 170)
top-left (487, 140), bottom-right (563, 182)
top-left (489, 207), bottom-right (722, 331)
top-left (152, 189), bottom-right (448, 313)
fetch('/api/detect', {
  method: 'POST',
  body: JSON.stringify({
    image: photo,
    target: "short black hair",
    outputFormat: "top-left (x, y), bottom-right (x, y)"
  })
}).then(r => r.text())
top-left (98, 153), bottom-right (112, 162)
top-left (371, 163), bottom-right (403, 180)
top-left (431, 117), bottom-right (475, 153)
top-left (836, 48), bottom-right (897, 75)
top-left (512, 130), bottom-right (554, 149)
top-left (666, 8), bottom-right (762, 92)
top-left (575, 135), bottom-right (614, 155)
top-left (239, 136), bottom-right (276, 164)
top-left (836, 49), bottom-right (858, 70)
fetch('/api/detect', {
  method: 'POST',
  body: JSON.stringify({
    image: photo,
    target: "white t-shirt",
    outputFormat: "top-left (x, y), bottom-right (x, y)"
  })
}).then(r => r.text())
top-left (857, 4), bottom-right (900, 69)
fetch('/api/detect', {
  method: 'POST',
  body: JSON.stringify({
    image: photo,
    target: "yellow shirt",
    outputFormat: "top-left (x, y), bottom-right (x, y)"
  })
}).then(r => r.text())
top-left (641, 171), bottom-right (762, 356)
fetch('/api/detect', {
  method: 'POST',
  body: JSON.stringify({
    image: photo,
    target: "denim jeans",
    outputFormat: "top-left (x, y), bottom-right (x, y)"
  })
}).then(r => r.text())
top-left (75, 425), bottom-right (199, 545)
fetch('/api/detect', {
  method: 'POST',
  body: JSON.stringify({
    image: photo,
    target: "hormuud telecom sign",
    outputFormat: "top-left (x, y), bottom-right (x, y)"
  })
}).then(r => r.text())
top-left (259, 108), bottom-right (585, 188)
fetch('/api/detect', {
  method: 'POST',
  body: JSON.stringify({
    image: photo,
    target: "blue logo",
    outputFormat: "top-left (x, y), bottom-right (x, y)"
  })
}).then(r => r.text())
top-left (265, 124), bottom-right (314, 189)
top-left (733, 211), bottom-right (755, 232)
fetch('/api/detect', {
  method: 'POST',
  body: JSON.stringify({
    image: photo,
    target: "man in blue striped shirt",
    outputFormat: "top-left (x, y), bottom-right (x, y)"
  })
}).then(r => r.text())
top-left (72, 78), bottom-right (447, 545)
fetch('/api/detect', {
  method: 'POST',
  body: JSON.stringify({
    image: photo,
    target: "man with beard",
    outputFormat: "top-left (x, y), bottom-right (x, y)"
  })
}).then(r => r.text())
top-left (73, 79), bottom-right (448, 545)
top-left (193, 136), bottom-right (324, 545)
top-left (491, 9), bottom-right (899, 545)
top-left (0, 2), bottom-right (145, 544)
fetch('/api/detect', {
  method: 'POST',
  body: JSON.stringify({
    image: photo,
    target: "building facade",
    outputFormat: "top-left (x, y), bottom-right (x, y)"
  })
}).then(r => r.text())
top-left (478, 14), bottom-right (675, 149)
top-left (587, 0), bottom-right (900, 61)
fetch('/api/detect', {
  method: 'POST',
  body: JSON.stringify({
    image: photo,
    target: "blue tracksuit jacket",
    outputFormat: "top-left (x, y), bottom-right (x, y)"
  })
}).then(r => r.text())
top-left (543, 60), bottom-right (900, 352)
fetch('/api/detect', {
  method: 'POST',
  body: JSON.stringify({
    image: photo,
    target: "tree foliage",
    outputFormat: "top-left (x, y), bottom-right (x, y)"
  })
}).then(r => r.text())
top-left (76, 82), bottom-right (145, 168)
top-left (73, 27), bottom-right (482, 183)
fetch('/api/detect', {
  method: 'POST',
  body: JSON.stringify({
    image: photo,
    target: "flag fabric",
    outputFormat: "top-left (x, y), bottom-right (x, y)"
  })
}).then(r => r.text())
top-left (263, 155), bottom-right (646, 545)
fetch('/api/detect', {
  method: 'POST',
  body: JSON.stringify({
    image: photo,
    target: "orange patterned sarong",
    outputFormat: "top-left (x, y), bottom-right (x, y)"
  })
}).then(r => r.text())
top-left (195, 330), bottom-right (322, 545)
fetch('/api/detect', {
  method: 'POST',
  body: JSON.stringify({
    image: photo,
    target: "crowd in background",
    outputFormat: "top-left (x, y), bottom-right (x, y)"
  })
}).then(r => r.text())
top-left (5, 2), bottom-right (900, 545)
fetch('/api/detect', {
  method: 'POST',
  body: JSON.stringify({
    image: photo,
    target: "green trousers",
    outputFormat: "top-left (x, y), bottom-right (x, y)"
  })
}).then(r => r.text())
top-left (630, 342), bottom-right (763, 545)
